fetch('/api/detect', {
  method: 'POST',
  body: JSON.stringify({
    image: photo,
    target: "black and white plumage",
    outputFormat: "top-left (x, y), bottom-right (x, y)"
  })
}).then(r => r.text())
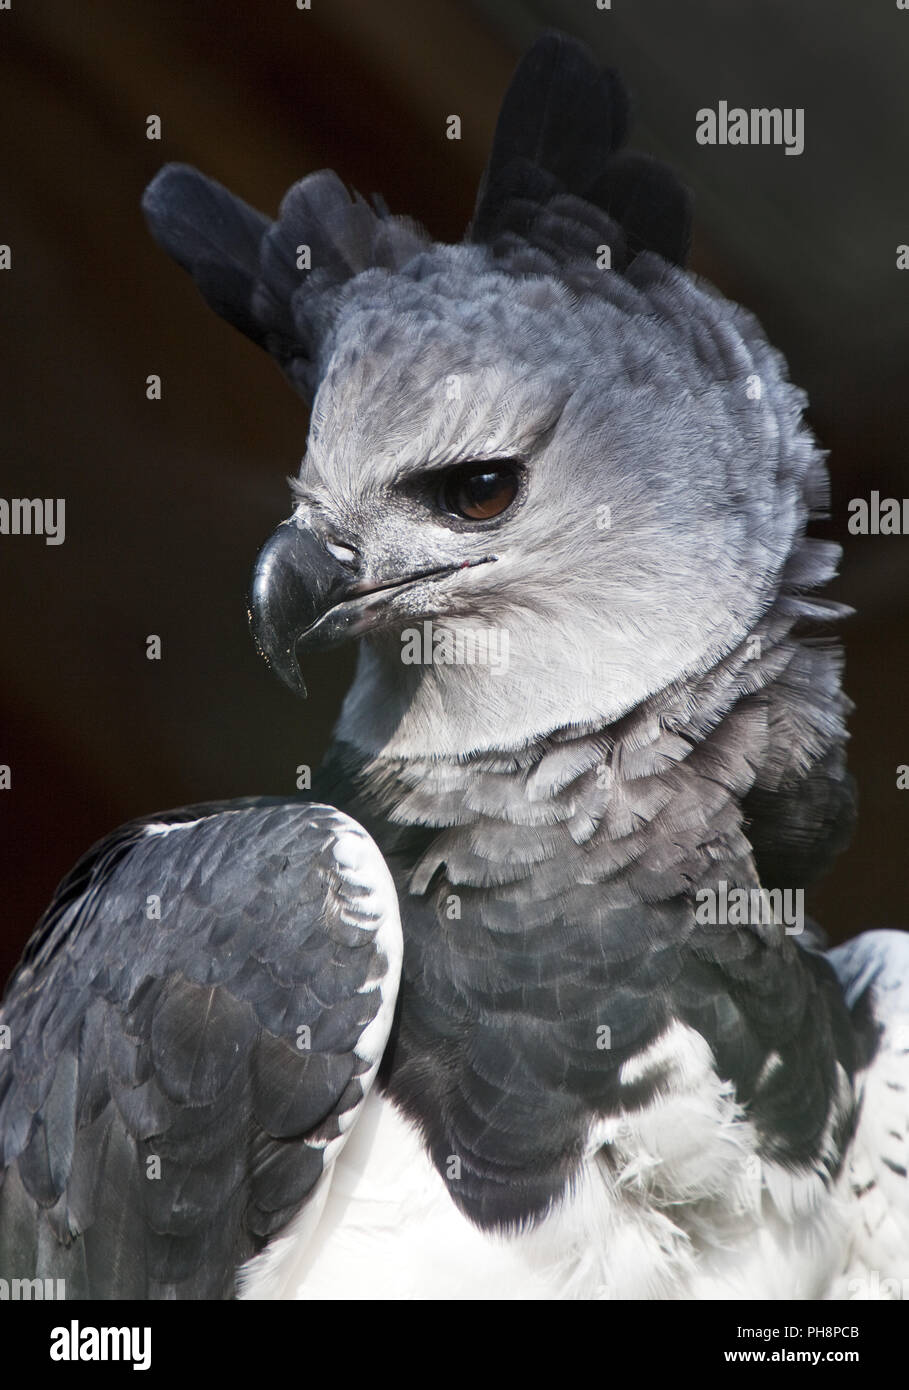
top-left (0, 804), bottom-right (400, 1298)
top-left (2, 32), bottom-right (907, 1299)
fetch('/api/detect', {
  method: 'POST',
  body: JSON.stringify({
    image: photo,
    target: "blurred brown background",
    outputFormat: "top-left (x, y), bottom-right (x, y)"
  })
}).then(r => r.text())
top-left (1, 0), bottom-right (908, 985)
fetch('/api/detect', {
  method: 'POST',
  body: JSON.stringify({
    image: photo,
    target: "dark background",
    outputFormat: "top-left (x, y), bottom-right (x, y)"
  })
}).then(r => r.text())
top-left (1, 0), bottom-right (908, 985)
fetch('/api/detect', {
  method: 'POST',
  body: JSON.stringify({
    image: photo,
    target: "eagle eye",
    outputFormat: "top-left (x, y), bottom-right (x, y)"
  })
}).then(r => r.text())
top-left (439, 462), bottom-right (520, 521)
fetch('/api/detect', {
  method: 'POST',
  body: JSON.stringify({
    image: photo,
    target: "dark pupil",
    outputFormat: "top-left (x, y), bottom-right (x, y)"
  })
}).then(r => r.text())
top-left (451, 468), bottom-right (517, 520)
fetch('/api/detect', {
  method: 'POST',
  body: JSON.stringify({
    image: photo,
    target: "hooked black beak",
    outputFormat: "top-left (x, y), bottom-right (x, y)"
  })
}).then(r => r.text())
top-left (249, 519), bottom-right (493, 697)
top-left (248, 521), bottom-right (360, 697)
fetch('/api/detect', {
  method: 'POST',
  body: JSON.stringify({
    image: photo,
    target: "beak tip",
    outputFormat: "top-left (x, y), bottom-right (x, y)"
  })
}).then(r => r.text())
top-left (247, 602), bottom-right (309, 699)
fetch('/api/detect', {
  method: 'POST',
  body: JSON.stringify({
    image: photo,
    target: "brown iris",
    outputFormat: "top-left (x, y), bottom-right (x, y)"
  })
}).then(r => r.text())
top-left (440, 464), bottom-right (520, 521)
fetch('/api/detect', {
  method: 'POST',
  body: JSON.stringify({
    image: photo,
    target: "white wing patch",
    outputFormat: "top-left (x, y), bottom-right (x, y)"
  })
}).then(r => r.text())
top-left (828, 930), bottom-right (909, 1299)
top-left (238, 810), bottom-right (402, 1300)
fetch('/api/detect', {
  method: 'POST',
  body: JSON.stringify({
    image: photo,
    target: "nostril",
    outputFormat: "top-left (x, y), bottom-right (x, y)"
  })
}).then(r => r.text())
top-left (324, 538), bottom-right (360, 570)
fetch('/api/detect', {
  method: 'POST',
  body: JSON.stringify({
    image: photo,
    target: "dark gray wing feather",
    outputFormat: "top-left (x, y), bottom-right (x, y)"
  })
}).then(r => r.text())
top-left (0, 801), bottom-right (401, 1299)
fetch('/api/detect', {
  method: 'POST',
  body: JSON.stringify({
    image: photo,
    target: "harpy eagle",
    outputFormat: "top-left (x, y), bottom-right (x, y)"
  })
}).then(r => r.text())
top-left (1, 33), bottom-right (907, 1300)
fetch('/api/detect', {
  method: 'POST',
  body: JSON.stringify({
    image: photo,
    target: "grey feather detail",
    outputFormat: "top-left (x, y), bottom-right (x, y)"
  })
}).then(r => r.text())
top-left (143, 164), bottom-right (430, 403)
top-left (0, 802), bottom-right (401, 1298)
top-left (827, 931), bottom-right (909, 1272)
top-left (470, 33), bottom-right (691, 267)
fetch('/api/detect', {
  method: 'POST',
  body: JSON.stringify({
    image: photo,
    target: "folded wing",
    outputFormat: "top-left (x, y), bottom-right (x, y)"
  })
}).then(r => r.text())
top-left (0, 801), bottom-right (401, 1299)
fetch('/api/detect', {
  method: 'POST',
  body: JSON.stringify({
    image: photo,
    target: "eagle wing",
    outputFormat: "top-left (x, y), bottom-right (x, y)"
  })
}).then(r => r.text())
top-left (0, 800), bottom-right (401, 1299)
